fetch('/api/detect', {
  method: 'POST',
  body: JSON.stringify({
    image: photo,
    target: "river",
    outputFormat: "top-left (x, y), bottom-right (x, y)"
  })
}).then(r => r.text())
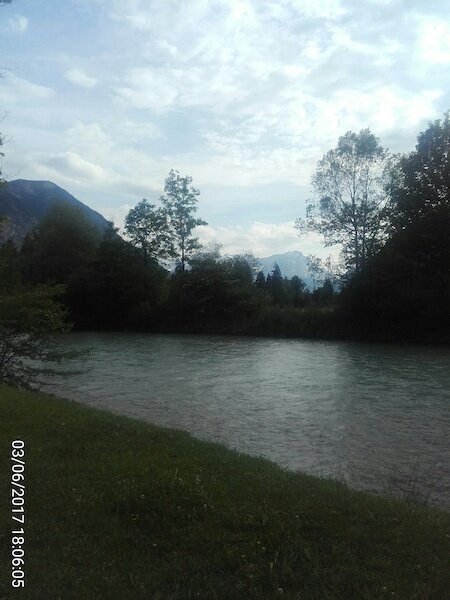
top-left (43, 332), bottom-right (450, 510)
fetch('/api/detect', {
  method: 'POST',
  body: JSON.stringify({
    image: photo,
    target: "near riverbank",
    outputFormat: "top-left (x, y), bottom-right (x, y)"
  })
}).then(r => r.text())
top-left (0, 384), bottom-right (449, 599)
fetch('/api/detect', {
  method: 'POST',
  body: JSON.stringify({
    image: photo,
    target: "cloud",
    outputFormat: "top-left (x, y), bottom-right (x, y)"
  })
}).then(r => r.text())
top-left (28, 143), bottom-right (163, 207)
top-left (115, 68), bottom-right (179, 112)
top-left (105, 0), bottom-right (448, 190)
top-left (289, 0), bottom-right (347, 19)
top-left (64, 69), bottom-right (98, 88)
top-left (418, 18), bottom-right (450, 65)
top-left (104, 211), bottom-right (338, 258)
top-left (196, 221), bottom-right (336, 258)
top-left (96, 203), bottom-right (132, 230)
top-left (3, 0), bottom-right (450, 258)
top-left (0, 74), bottom-right (54, 106)
top-left (8, 14), bottom-right (28, 34)
top-left (36, 151), bottom-right (107, 184)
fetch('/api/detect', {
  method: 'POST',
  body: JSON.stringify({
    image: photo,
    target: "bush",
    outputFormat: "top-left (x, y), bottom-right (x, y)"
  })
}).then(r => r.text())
top-left (0, 285), bottom-right (71, 389)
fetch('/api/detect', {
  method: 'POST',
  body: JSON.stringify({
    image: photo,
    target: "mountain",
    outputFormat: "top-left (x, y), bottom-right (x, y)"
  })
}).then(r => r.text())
top-left (257, 250), bottom-right (314, 288)
top-left (0, 179), bottom-right (110, 244)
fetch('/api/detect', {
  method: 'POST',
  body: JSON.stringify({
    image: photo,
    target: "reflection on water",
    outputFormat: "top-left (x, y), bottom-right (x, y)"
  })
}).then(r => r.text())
top-left (44, 332), bottom-right (450, 509)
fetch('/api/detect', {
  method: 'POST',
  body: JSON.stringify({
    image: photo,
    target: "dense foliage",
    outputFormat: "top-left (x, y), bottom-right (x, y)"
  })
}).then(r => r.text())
top-left (0, 285), bottom-right (69, 389)
top-left (343, 113), bottom-right (450, 340)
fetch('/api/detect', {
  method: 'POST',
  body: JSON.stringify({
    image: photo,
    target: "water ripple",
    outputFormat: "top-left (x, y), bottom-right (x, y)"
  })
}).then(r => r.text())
top-left (43, 332), bottom-right (450, 510)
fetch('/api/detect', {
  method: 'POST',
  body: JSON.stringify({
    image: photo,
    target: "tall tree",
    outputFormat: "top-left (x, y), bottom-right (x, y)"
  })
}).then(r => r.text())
top-left (391, 111), bottom-right (450, 230)
top-left (124, 199), bottom-right (169, 263)
top-left (344, 113), bottom-right (450, 339)
top-left (161, 169), bottom-right (207, 271)
top-left (297, 129), bottom-right (392, 273)
top-left (255, 270), bottom-right (266, 290)
top-left (290, 275), bottom-right (307, 307)
top-left (266, 263), bottom-right (286, 305)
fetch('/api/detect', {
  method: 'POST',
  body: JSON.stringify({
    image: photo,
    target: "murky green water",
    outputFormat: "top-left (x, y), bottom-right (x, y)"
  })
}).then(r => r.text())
top-left (44, 332), bottom-right (450, 509)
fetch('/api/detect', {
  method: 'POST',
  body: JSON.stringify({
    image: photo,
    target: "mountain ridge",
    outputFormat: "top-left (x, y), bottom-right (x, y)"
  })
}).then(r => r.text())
top-left (0, 179), bottom-right (110, 244)
top-left (0, 180), bottom-right (315, 288)
top-left (257, 250), bottom-right (314, 288)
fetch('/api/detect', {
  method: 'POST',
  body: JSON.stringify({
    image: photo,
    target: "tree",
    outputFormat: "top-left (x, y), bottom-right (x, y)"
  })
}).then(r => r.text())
top-left (0, 285), bottom-right (71, 389)
top-left (69, 223), bottom-right (167, 329)
top-left (312, 278), bottom-right (334, 305)
top-left (124, 199), bottom-right (170, 264)
top-left (343, 113), bottom-right (450, 339)
top-left (266, 263), bottom-right (286, 305)
top-left (224, 252), bottom-right (260, 285)
top-left (167, 250), bottom-right (265, 327)
top-left (391, 112), bottom-right (450, 230)
top-left (255, 270), bottom-right (266, 290)
top-left (0, 239), bottom-right (21, 293)
top-left (297, 129), bottom-right (392, 273)
top-left (21, 202), bottom-right (100, 285)
top-left (290, 275), bottom-right (307, 307)
top-left (161, 169), bottom-right (207, 271)
top-left (189, 242), bottom-right (222, 266)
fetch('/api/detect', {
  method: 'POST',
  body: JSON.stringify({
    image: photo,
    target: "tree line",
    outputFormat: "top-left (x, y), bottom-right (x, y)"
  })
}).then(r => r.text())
top-left (1, 111), bottom-right (449, 386)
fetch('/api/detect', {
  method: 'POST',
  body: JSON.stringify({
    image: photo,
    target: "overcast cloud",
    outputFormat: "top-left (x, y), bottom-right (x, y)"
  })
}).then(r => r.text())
top-left (0, 0), bottom-right (449, 257)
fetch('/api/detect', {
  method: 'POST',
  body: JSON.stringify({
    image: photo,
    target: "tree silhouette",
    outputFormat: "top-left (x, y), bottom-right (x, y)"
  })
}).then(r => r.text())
top-left (161, 170), bottom-right (207, 271)
top-left (297, 129), bottom-right (392, 273)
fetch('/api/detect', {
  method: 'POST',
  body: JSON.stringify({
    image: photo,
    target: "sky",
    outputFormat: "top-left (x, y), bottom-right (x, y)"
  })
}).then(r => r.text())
top-left (0, 0), bottom-right (449, 258)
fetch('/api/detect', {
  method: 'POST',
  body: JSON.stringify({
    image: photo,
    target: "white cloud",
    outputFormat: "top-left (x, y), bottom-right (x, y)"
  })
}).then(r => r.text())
top-left (85, 210), bottom-right (338, 259)
top-left (418, 18), bottom-right (450, 65)
top-left (115, 63), bottom-right (248, 113)
top-left (117, 120), bottom-right (161, 142)
top-left (97, 0), bottom-right (447, 193)
top-left (3, 0), bottom-right (450, 260)
top-left (196, 222), bottom-right (336, 258)
top-left (8, 14), bottom-right (29, 34)
top-left (97, 203), bottom-right (132, 230)
top-left (115, 68), bottom-right (178, 112)
top-left (289, 0), bottom-right (347, 19)
top-left (66, 122), bottom-right (111, 150)
top-left (64, 69), bottom-right (98, 88)
top-left (0, 74), bottom-right (54, 106)
top-left (37, 151), bottom-right (107, 184)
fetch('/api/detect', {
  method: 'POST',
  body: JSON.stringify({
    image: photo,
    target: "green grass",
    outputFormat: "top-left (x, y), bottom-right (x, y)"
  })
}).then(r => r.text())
top-left (0, 385), bottom-right (449, 599)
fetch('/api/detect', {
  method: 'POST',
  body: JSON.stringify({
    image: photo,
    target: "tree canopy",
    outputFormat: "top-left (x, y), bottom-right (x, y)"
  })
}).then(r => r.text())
top-left (390, 112), bottom-right (450, 230)
top-left (161, 169), bottom-right (207, 271)
top-left (344, 114), bottom-right (450, 339)
top-left (125, 170), bottom-right (207, 271)
top-left (124, 199), bottom-right (169, 263)
top-left (21, 202), bottom-right (100, 284)
top-left (297, 129), bottom-right (392, 274)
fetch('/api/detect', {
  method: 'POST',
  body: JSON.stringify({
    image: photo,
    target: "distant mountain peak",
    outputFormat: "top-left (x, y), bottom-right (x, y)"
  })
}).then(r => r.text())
top-left (257, 250), bottom-right (314, 288)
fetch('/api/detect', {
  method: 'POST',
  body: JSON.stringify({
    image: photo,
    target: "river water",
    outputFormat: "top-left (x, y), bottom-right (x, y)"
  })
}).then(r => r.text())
top-left (43, 332), bottom-right (450, 510)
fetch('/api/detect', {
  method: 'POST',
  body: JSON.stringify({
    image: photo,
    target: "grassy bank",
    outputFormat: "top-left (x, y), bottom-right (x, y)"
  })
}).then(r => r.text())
top-left (0, 385), bottom-right (449, 599)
